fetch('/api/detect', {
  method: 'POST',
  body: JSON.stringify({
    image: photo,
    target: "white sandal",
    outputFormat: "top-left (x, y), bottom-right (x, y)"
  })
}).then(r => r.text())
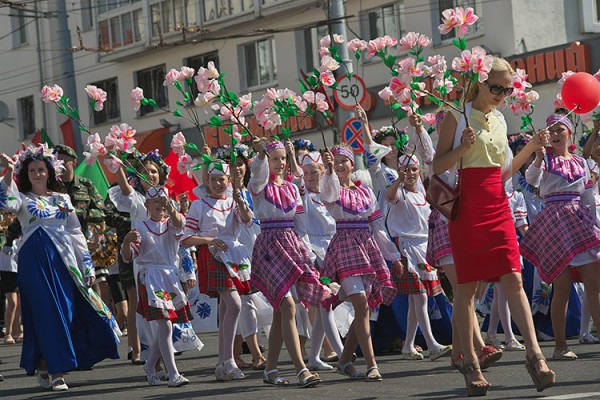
top-left (37, 370), bottom-right (50, 389)
top-left (336, 361), bottom-right (365, 380)
top-left (296, 367), bottom-right (321, 388)
top-left (51, 377), bottom-right (68, 391)
top-left (262, 369), bottom-right (289, 386)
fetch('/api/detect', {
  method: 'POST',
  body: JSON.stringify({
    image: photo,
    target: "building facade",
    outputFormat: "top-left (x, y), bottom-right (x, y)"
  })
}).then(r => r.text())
top-left (1, 0), bottom-right (600, 157)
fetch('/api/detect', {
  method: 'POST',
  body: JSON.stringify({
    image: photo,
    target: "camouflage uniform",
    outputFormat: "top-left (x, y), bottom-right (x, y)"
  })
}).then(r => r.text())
top-left (59, 175), bottom-right (106, 238)
top-left (104, 185), bottom-right (135, 290)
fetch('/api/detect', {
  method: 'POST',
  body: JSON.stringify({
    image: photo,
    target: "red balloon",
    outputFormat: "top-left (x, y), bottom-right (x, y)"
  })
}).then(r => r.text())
top-left (561, 72), bottom-right (600, 114)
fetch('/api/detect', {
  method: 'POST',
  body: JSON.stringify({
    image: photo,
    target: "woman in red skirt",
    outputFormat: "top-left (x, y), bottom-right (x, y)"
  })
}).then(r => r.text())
top-left (433, 57), bottom-right (555, 396)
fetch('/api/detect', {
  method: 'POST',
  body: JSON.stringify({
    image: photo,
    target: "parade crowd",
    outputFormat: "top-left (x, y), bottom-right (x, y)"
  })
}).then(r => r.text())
top-left (2, 7), bottom-right (600, 397)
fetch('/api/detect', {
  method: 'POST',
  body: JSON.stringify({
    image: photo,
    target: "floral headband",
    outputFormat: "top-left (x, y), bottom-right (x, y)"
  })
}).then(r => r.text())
top-left (331, 147), bottom-right (354, 164)
top-left (293, 138), bottom-right (316, 152)
top-left (145, 185), bottom-right (169, 200)
top-left (13, 143), bottom-right (65, 179)
top-left (138, 149), bottom-right (170, 177)
top-left (266, 141), bottom-right (284, 153)
top-left (208, 161), bottom-right (230, 176)
top-left (508, 132), bottom-right (531, 152)
top-left (372, 126), bottom-right (407, 144)
top-left (215, 144), bottom-right (253, 160)
top-left (546, 114), bottom-right (574, 134)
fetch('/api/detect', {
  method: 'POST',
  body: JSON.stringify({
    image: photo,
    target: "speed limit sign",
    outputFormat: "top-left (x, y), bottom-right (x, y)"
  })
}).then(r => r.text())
top-left (333, 75), bottom-right (367, 110)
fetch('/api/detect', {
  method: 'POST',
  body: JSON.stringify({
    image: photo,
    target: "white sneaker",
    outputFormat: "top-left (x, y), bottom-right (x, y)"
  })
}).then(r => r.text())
top-left (579, 332), bottom-right (600, 344)
top-left (143, 365), bottom-right (163, 386)
top-left (168, 375), bottom-right (190, 387)
top-left (307, 359), bottom-right (334, 371)
top-left (37, 370), bottom-right (50, 390)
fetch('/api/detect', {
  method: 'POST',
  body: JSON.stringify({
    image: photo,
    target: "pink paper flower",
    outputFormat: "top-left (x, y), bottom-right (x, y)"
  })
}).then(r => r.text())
top-left (319, 34), bottom-right (344, 48)
top-left (207, 61), bottom-right (219, 79)
top-left (557, 71), bottom-right (575, 89)
top-left (302, 91), bottom-right (329, 112)
top-left (130, 87), bottom-right (144, 111)
top-left (177, 153), bottom-right (197, 177)
top-left (422, 113), bottom-right (436, 125)
top-left (103, 153), bottom-right (123, 174)
top-left (554, 93), bottom-right (564, 109)
top-left (239, 93), bottom-right (253, 113)
top-left (84, 85), bottom-right (107, 112)
top-left (194, 91), bottom-right (215, 107)
top-left (366, 37), bottom-right (386, 58)
top-left (469, 46), bottom-right (493, 82)
top-left (347, 38), bottom-right (368, 53)
top-left (438, 8), bottom-right (461, 35)
top-left (509, 90), bottom-right (539, 115)
top-left (378, 86), bottom-right (394, 102)
top-left (382, 35), bottom-right (397, 47)
top-left (164, 68), bottom-right (181, 86)
top-left (456, 7), bottom-right (479, 38)
top-left (512, 68), bottom-right (532, 92)
top-left (107, 123), bottom-right (137, 153)
top-left (428, 55), bottom-right (447, 79)
top-left (40, 84), bottom-right (64, 103)
top-left (397, 58), bottom-right (427, 78)
top-left (320, 70), bottom-right (336, 86)
top-left (320, 55), bottom-right (340, 72)
top-left (452, 50), bottom-right (472, 72)
top-left (171, 132), bottom-right (187, 156)
top-left (179, 66), bottom-right (195, 80)
top-left (434, 77), bottom-right (455, 93)
top-left (83, 133), bottom-right (107, 165)
top-left (319, 47), bottom-right (330, 57)
top-left (398, 32), bottom-right (431, 52)
top-left (389, 76), bottom-right (411, 97)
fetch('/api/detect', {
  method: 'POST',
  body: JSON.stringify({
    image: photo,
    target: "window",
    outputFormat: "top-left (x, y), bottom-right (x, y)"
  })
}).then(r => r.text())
top-left (11, 8), bottom-right (28, 47)
top-left (18, 96), bottom-right (35, 139)
top-left (366, 3), bottom-right (404, 40)
top-left (97, 1), bottom-right (144, 49)
top-left (81, 0), bottom-right (94, 31)
top-left (186, 52), bottom-right (219, 100)
top-left (203, 0), bottom-right (253, 22)
top-left (136, 65), bottom-right (168, 116)
top-left (580, 0), bottom-right (600, 32)
top-left (149, 0), bottom-right (199, 36)
top-left (438, 0), bottom-right (482, 39)
top-left (302, 25), bottom-right (329, 72)
top-left (242, 38), bottom-right (277, 89)
top-left (91, 78), bottom-right (120, 126)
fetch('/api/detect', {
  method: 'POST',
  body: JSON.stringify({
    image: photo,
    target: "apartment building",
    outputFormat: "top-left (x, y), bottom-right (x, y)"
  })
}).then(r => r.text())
top-left (1, 0), bottom-right (600, 156)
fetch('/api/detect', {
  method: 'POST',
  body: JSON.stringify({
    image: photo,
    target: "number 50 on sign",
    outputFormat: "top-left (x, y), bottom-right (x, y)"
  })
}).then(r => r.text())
top-left (334, 75), bottom-right (367, 110)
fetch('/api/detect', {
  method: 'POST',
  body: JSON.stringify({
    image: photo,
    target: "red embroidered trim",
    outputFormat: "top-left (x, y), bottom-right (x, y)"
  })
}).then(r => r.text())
top-left (143, 220), bottom-right (169, 236)
top-left (202, 198), bottom-right (234, 212)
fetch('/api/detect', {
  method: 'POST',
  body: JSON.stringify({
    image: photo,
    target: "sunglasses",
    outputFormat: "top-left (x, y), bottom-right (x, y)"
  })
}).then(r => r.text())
top-left (484, 81), bottom-right (514, 96)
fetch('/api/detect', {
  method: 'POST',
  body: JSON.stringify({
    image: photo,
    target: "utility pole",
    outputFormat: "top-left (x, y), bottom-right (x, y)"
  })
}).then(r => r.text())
top-left (325, 0), bottom-right (364, 168)
top-left (53, 0), bottom-right (83, 156)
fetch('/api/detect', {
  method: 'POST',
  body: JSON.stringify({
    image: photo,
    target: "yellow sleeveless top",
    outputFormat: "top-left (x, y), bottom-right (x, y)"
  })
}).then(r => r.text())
top-left (450, 108), bottom-right (507, 168)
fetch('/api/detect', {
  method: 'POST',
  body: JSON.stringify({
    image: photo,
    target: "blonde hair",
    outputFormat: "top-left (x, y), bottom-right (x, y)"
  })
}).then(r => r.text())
top-left (463, 57), bottom-right (514, 103)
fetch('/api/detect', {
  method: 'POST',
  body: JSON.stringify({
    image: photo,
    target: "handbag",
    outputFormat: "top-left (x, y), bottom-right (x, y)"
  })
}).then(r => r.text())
top-left (426, 174), bottom-right (460, 220)
top-left (426, 161), bottom-right (462, 221)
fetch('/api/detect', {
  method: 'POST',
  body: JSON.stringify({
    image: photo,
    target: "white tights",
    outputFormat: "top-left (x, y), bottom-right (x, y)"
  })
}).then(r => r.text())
top-left (218, 290), bottom-right (242, 372)
top-left (488, 284), bottom-right (515, 342)
top-left (145, 319), bottom-right (179, 380)
top-left (309, 306), bottom-right (344, 364)
top-left (402, 293), bottom-right (443, 352)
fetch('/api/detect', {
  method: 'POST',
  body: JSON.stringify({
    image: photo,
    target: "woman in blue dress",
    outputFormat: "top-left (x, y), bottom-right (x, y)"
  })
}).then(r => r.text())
top-left (0, 145), bottom-right (120, 391)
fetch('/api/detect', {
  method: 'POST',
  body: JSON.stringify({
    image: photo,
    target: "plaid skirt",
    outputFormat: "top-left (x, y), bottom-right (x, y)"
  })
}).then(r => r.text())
top-left (426, 209), bottom-right (453, 266)
top-left (251, 223), bottom-right (329, 311)
top-left (521, 196), bottom-right (600, 283)
top-left (393, 256), bottom-right (443, 296)
top-left (322, 224), bottom-right (397, 310)
top-left (137, 280), bottom-right (192, 323)
top-left (197, 244), bottom-right (234, 297)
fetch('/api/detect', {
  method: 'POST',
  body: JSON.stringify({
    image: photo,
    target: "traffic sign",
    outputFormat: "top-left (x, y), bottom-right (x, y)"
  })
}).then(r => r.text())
top-left (334, 75), bottom-right (367, 110)
top-left (341, 117), bottom-right (364, 154)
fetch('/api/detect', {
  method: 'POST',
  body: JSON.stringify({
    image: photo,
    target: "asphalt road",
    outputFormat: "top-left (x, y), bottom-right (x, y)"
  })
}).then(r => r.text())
top-left (1, 331), bottom-right (599, 399)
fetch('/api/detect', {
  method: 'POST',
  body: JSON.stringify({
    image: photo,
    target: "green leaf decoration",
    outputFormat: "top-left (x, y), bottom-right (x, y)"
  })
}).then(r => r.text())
top-left (231, 151), bottom-right (237, 163)
top-left (29, 216), bottom-right (36, 224)
top-left (223, 125), bottom-right (233, 135)
top-left (57, 104), bottom-right (67, 115)
top-left (186, 77), bottom-right (193, 87)
top-left (89, 99), bottom-right (96, 112)
top-left (125, 166), bottom-right (136, 174)
top-left (148, 99), bottom-right (158, 108)
top-left (409, 82), bottom-right (422, 91)
top-left (208, 115), bottom-right (223, 128)
top-left (452, 38), bottom-right (461, 49)
top-left (155, 290), bottom-right (165, 299)
top-left (298, 79), bottom-right (308, 94)
top-left (176, 101), bottom-right (184, 107)
top-left (460, 37), bottom-right (467, 51)
top-left (471, 72), bottom-right (479, 82)
top-left (313, 68), bottom-right (321, 77)
top-left (329, 81), bottom-right (338, 89)
top-left (426, 95), bottom-right (442, 106)
top-left (281, 126), bottom-right (291, 139)
top-left (319, 276), bottom-right (332, 285)
top-left (173, 109), bottom-right (183, 117)
top-left (228, 91), bottom-right (239, 107)
top-left (396, 109), bottom-right (407, 121)
top-left (334, 54), bottom-right (343, 64)
top-left (355, 50), bottom-right (361, 60)
top-left (140, 98), bottom-right (150, 106)
top-left (274, 135), bottom-right (280, 140)
top-left (184, 92), bottom-right (191, 103)
top-left (69, 265), bottom-right (83, 280)
top-left (346, 72), bottom-right (353, 79)
top-left (391, 70), bottom-right (399, 77)
top-left (200, 153), bottom-right (213, 164)
top-left (391, 103), bottom-right (401, 110)
top-left (306, 75), bottom-right (318, 88)
top-left (329, 45), bottom-right (338, 56)
top-left (174, 80), bottom-right (183, 92)
top-left (238, 263), bottom-right (249, 270)
top-left (185, 142), bottom-right (199, 152)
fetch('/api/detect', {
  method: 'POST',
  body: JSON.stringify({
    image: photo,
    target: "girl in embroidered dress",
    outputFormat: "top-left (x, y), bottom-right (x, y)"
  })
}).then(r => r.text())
top-left (0, 147), bottom-right (120, 391)
top-left (291, 149), bottom-right (346, 371)
top-left (433, 57), bottom-right (555, 395)
top-left (385, 153), bottom-right (452, 361)
top-left (320, 143), bottom-right (399, 381)
top-left (121, 186), bottom-right (191, 387)
top-left (520, 114), bottom-right (600, 361)
top-left (182, 160), bottom-right (254, 381)
top-left (249, 138), bottom-right (330, 388)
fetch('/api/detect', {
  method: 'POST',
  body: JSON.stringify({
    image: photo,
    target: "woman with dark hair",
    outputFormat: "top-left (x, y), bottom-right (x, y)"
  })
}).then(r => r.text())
top-left (0, 145), bottom-right (120, 391)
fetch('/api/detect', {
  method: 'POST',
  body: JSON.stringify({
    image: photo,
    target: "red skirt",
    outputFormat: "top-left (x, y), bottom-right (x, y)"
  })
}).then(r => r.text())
top-left (448, 168), bottom-right (521, 284)
top-left (197, 244), bottom-right (234, 297)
